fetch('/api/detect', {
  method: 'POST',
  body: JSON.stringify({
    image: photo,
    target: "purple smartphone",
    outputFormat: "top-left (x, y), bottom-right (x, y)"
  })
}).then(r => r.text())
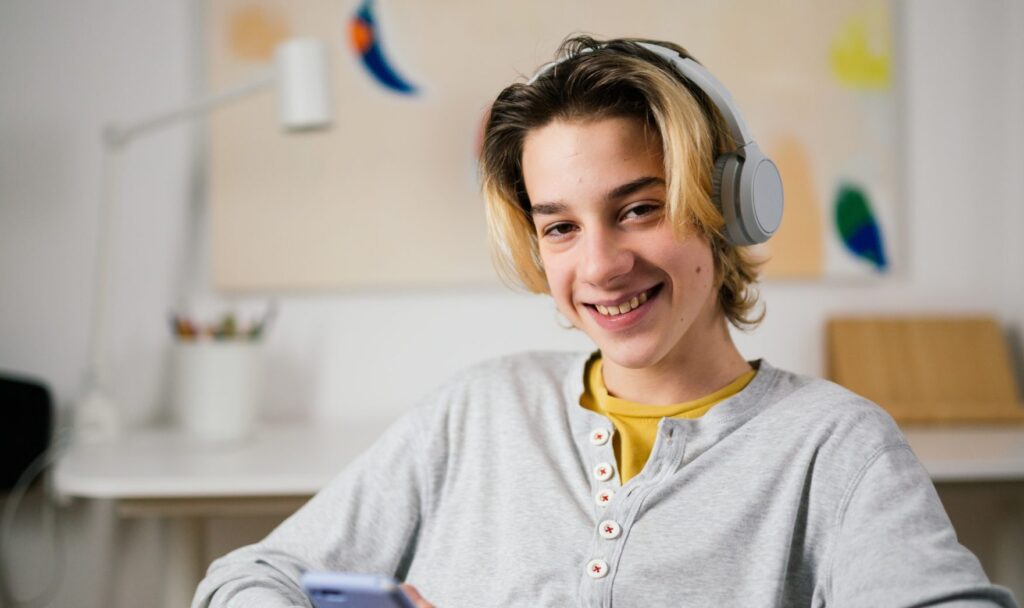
top-left (301, 571), bottom-right (416, 608)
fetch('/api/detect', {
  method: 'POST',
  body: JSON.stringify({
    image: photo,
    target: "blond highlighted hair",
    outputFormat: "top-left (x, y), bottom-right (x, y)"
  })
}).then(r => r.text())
top-left (480, 35), bottom-right (764, 329)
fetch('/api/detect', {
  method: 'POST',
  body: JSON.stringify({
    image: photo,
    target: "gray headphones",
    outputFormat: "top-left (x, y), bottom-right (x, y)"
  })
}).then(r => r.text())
top-left (529, 41), bottom-right (784, 246)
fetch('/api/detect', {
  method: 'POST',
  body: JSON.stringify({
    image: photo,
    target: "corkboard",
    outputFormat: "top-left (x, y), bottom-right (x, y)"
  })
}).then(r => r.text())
top-left (206, 0), bottom-right (901, 289)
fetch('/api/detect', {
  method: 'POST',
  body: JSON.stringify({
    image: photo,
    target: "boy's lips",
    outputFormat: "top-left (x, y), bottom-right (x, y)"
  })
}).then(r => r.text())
top-left (585, 284), bottom-right (662, 313)
top-left (583, 284), bottom-right (663, 328)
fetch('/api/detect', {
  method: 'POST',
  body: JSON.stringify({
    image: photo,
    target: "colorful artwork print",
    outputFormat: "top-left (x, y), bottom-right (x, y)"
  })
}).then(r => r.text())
top-left (752, 0), bottom-right (896, 279)
top-left (349, 0), bottom-right (418, 94)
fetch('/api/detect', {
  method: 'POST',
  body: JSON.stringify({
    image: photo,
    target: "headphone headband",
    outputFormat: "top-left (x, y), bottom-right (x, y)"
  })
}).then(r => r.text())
top-left (633, 43), bottom-right (753, 152)
top-left (529, 43), bottom-right (752, 152)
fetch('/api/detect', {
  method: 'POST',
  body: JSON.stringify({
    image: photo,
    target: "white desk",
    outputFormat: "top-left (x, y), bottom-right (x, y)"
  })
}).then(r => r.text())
top-left (54, 422), bottom-right (1024, 606)
top-left (54, 419), bottom-right (396, 608)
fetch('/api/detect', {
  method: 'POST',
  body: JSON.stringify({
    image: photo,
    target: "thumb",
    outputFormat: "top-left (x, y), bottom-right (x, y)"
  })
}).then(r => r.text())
top-left (400, 583), bottom-right (436, 608)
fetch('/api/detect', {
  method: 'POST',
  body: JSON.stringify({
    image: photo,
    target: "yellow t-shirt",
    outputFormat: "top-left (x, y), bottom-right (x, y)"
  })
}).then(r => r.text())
top-left (580, 357), bottom-right (756, 484)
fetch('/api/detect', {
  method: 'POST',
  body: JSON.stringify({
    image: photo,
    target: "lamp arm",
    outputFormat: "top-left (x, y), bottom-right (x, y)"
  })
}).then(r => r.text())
top-left (105, 69), bottom-right (275, 148)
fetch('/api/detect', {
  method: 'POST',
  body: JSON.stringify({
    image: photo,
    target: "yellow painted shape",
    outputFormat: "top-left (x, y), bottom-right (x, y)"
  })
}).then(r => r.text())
top-left (830, 6), bottom-right (891, 90)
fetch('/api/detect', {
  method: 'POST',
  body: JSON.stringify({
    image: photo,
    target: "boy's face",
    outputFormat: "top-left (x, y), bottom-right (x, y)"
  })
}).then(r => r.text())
top-left (522, 116), bottom-right (721, 373)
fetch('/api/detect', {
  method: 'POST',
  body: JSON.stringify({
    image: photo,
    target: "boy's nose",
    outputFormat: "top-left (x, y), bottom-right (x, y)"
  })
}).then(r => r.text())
top-left (579, 230), bottom-right (634, 287)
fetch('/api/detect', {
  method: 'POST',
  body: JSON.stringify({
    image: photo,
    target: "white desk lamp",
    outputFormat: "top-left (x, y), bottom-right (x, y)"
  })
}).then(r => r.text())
top-left (76, 38), bottom-right (333, 443)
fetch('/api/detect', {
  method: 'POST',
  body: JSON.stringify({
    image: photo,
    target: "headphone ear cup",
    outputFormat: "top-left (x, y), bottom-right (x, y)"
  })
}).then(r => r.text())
top-left (737, 149), bottom-right (784, 246)
top-left (711, 154), bottom-right (744, 245)
top-left (711, 155), bottom-right (729, 211)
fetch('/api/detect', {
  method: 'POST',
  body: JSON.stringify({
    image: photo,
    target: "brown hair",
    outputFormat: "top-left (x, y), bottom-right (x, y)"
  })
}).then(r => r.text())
top-left (480, 35), bottom-right (764, 329)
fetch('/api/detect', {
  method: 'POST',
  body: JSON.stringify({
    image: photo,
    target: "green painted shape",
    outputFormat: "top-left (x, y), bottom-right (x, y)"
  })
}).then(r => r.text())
top-left (835, 184), bottom-right (872, 239)
top-left (833, 182), bottom-right (888, 271)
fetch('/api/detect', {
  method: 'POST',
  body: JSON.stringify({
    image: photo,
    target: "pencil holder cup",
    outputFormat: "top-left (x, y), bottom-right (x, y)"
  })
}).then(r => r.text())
top-left (173, 340), bottom-right (262, 442)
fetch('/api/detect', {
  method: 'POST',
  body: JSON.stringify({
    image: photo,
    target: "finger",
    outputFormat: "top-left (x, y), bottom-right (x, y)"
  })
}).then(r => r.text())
top-left (399, 583), bottom-right (436, 608)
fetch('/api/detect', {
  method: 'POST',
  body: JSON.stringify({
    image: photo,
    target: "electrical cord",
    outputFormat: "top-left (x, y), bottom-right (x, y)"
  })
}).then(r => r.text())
top-left (0, 423), bottom-right (72, 608)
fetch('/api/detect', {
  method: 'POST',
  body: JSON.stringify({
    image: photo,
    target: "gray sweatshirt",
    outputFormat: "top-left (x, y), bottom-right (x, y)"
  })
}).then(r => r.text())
top-left (193, 352), bottom-right (1017, 607)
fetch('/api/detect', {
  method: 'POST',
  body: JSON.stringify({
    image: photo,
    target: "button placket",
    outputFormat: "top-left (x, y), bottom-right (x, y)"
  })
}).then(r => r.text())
top-left (589, 421), bottom-right (617, 505)
top-left (583, 421), bottom-right (620, 596)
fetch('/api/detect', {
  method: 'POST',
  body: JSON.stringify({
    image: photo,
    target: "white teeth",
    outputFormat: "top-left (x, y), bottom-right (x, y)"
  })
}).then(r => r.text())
top-left (594, 289), bottom-right (652, 317)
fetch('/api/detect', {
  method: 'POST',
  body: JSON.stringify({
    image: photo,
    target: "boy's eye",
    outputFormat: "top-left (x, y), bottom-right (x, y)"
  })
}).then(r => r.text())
top-left (542, 223), bottom-right (576, 238)
top-left (622, 203), bottom-right (661, 220)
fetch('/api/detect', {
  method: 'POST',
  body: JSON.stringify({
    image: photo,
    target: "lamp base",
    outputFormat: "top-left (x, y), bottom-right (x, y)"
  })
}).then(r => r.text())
top-left (74, 388), bottom-right (122, 444)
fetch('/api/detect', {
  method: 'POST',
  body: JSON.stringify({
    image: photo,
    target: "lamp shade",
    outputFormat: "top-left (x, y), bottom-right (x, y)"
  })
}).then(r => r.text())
top-left (275, 38), bottom-right (333, 130)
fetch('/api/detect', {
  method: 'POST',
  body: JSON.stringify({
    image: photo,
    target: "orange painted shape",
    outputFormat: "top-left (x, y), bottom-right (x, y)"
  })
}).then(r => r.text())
top-left (228, 6), bottom-right (290, 62)
top-left (760, 136), bottom-right (825, 279)
top-left (349, 20), bottom-right (373, 54)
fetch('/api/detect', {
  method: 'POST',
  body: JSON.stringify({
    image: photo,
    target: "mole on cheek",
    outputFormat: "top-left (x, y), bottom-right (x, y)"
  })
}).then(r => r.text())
top-left (696, 266), bottom-right (702, 274)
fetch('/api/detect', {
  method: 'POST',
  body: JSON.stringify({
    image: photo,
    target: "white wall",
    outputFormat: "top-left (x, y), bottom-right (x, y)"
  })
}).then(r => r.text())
top-left (0, 0), bottom-right (194, 426)
top-left (1, 1), bottom-right (1022, 606)
top-left (1, 3), bottom-right (194, 605)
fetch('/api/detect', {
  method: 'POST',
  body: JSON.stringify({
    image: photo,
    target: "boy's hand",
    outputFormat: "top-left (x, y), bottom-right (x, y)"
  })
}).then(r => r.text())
top-left (400, 583), bottom-right (435, 608)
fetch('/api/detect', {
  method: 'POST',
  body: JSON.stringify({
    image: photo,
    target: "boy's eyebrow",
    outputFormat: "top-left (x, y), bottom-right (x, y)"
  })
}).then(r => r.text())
top-left (530, 202), bottom-right (568, 216)
top-left (530, 176), bottom-right (665, 216)
top-left (606, 176), bottom-right (665, 201)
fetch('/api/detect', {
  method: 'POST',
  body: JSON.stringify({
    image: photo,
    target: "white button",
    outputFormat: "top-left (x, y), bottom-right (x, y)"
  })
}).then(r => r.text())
top-left (598, 520), bottom-right (621, 540)
top-left (595, 489), bottom-right (614, 506)
top-left (586, 558), bottom-right (609, 579)
top-left (593, 462), bottom-right (614, 481)
top-left (590, 428), bottom-right (611, 446)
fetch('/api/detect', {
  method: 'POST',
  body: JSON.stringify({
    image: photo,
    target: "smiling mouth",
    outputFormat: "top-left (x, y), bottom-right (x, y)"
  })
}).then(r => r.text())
top-left (587, 284), bottom-right (663, 317)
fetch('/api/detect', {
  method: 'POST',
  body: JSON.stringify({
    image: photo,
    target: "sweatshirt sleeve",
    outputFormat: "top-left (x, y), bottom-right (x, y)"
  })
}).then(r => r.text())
top-left (826, 443), bottom-right (1018, 607)
top-left (191, 407), bottom-right (435, 608)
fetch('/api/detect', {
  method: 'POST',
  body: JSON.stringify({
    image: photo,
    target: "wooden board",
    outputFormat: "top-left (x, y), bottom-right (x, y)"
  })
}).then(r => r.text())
top-left (826, 317), bottom-right (1024, 424)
